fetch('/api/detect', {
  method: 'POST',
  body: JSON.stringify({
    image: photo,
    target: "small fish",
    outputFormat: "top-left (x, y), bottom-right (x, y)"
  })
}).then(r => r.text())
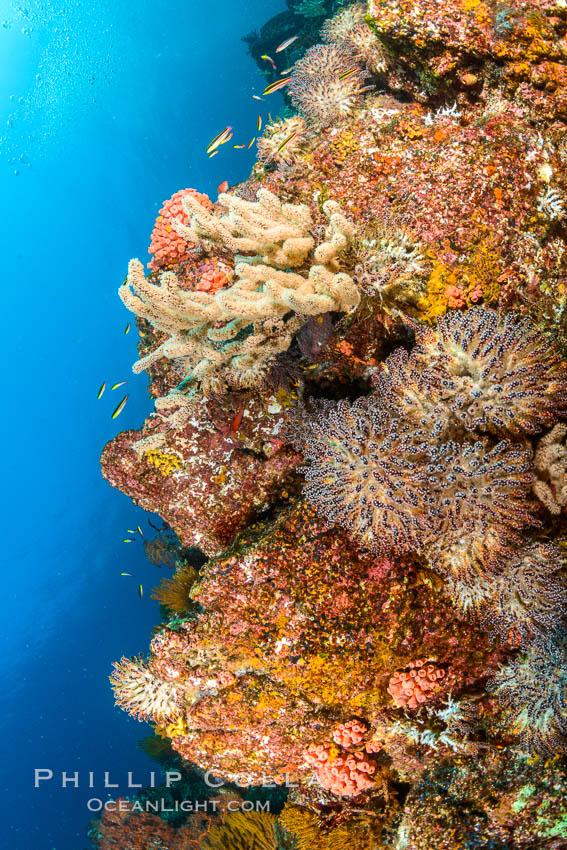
top-left (137, 525), bottom-right (144, 537)
top-left (257, 115), bottom-right (262, 132)
top-left (248, 137), bottom-right (256, 149)
top-left (111, 394), bottom-right (129, 419)
top-left (263, 77), bottom-right (292, 96)
top-left (111, 381), bottom-right (127, 390)
top-left (233, 144), bottom-right (246, 149)
top-left (120, 572), bottom-right (133, 577)
top-left (339, 68), bottom-right (358, 81)
top-left (206, 126), bottom-right (232, 155)
top-left (278, 131), bottom-right (297, 153)
top-left (218, 180), bottom-right (229, 193)
top-left (138, 584), bottom-right (143, 599)
top-left (280, 67), bottom-right (294, 75)
top-left (261, 54), bottom-right (276, 70)
top-left (208, 150), bottom-right (219, 158)
top-left (252, 95), bottom-right (265, 101)
top-left (124, 323), bottom-right (130, 335)
top-left (276, 35), bottom-right (298, 53)
top-left (123, 538), bottom-right (135, 543)
top-left (232, 401), bottom-right (244, 433)
top-left (219, 132), bottom-right (233, 145)
top-left (127, 529), bottom-right (137, 533)
top-left (148, 519), bottom-right (164, 532)
top-left (97, 382), bottom-right (106, 400)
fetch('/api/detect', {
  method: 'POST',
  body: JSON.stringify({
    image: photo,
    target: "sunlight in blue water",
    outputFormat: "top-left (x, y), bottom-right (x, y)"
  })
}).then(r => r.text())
top-left (1, 2), bottom-right (287, 847)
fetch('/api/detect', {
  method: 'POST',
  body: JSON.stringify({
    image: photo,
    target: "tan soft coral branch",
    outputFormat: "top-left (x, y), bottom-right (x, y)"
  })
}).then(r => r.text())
top-left (174, 187), bottom-right (315, 268)
top-left (118, 190), bottom-right (360, 440)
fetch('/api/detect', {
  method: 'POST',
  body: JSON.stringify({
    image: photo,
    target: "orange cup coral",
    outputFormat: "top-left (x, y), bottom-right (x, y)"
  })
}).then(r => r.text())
top-left (148, 188), bottom-right (212, 272)
top-left (387, 659), bottom-right (446, 709)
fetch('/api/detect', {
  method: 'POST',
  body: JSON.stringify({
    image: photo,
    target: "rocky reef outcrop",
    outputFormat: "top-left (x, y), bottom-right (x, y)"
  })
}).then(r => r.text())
top-left (98, 1), bottom-right (567, 846)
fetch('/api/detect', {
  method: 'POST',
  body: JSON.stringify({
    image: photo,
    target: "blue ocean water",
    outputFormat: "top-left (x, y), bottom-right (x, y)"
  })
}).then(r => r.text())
top-left (0, 1), bottom-right (287, 847)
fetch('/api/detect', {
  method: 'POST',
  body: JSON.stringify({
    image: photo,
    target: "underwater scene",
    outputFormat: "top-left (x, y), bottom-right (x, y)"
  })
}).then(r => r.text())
top-left (4, 0), bottom-right (567, 847)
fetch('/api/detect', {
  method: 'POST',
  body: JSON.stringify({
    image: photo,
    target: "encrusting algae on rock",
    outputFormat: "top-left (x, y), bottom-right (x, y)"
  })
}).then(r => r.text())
top-left (97, 1), bottom-right (567, 847)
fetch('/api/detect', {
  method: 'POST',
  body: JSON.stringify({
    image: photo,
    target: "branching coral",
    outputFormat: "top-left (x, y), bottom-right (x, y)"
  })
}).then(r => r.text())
top-left (416, 307), bottom-right (567, 437)
top-left (533, 423), bottom-right (567, 514)
top-left (143, 532), bottom-right (180, 569)
top-left (120, 190), bottom-right (359, 434)
top-left (289, 43), bottom-right (368, 128)
top-left (109, 656), bottom-right (183, 723)
top-left (279, 804), bottom-right (385, 850)
top-left (489, 639), bottom-right (567, 754)
top-left (321, 3), bottom-right (389, 73)
top-left (173, 187), bottom-right (315, 268)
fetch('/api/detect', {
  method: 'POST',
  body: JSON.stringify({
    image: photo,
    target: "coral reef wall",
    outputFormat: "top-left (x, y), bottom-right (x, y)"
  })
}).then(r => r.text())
top-left (99, 1), bottom-right (567, 846)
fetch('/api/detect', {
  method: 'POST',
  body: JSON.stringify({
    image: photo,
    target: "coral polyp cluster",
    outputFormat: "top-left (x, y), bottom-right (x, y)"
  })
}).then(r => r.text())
top-left (321, 3), bottom-right (388, 73)
top-left (148, 188), bottom-right (212, 272)
top-left (478, 543), bottom-right (567, 648)
top-left (293, 397), bottom-right (437, 555)
top-left (387, 660), bottom-right (446, 709)
top-left (289, 43), bottom-right (367, 128)
top-left (417, 308), bottom-right (567, 437)
top-left (257, 116), bottom-right (307, 165)
top-left (426, 438), bottom-right (535, 580)
top-left (303, 743), bottom-right (377, 796)
top-left (490, 639), bottom-right (567, 754)
top-left (109, 655), bottom-right (183, 723)
top-left (533, 422), bottom-right (567, 514)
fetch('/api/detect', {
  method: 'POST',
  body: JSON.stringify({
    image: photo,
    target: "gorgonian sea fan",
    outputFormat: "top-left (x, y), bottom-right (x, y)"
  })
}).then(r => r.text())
top-left (289, 43), bottom-right (368, 128)
top-left (110, 656), bottom-right (183, 723)
top-left (416, 307), bottom-right (567, 437)
top-left (292, 397), bottom-right (441, 556)
top-left (489, 639), bottom-right (567, 754)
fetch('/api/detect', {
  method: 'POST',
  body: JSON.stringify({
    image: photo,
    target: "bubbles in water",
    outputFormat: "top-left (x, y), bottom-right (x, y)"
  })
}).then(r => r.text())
top-left (1, 0), bottom-right (121, 170)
